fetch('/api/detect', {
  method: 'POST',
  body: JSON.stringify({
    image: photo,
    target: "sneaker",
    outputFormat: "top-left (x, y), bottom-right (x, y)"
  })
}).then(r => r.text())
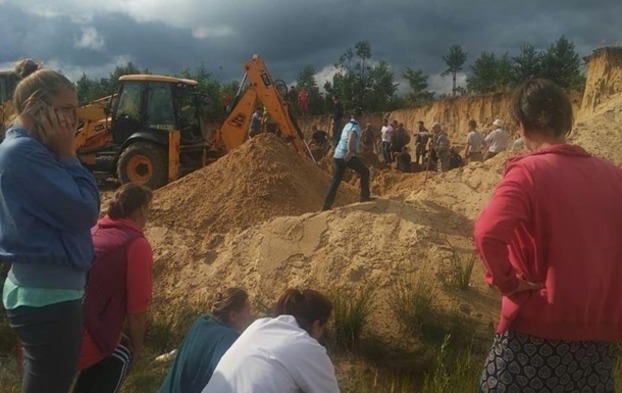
top-left (321, 206), bottom-right (331, 211)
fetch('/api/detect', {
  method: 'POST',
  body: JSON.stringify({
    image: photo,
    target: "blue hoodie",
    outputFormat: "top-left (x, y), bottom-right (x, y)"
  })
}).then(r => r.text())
top-left (0, 127), bottom-right (100, 290)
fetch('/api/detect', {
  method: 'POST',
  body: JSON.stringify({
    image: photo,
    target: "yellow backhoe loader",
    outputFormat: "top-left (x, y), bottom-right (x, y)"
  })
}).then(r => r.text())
top-left (1, 55), bottom-right (311, 189)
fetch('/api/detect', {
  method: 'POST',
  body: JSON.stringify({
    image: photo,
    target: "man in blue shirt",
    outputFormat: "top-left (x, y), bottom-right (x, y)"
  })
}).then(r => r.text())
top-left (322, 107), bottom-right (373, 211)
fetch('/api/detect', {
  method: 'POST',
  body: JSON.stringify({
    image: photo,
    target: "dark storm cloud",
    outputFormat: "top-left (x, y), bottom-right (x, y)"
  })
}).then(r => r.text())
top-left (1, 0), bottom-right (621, 89)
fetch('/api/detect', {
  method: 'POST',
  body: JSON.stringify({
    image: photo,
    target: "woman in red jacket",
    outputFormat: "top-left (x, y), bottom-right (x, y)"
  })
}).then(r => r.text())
top-left (475, 79), bottom-right (622, 392)
top-left (73, 183), bottom-right (154, 393)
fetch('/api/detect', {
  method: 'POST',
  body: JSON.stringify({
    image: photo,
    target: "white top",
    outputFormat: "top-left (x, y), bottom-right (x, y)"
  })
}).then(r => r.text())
top-left (380, 125), bottom-right (393, 143)
top-left (484, 128), bottom-right (509, 153)
top-left (466, 130), bottom-right (484, 153)
top-left (202, 315), bottom-right (340, 393)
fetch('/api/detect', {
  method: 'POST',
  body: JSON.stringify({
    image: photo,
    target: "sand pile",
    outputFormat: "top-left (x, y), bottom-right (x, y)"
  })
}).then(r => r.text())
top-left (150, 199), bottom-right (498, 342)
top-left (403, 155), bottom-right (509, 220)
top-left (150, 133), bottom-right (357, 237)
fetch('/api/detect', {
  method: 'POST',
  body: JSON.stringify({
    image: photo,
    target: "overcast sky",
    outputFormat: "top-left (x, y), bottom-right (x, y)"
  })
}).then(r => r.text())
top-left (1, 0), bottom-right (620, 94)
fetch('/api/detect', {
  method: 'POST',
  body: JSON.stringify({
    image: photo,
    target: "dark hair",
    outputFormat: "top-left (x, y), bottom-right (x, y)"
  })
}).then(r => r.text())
top-left (211, 287), bottom-right (249, 323)
top-left (108, 183), bottom-right (153, 219)
top-left (511, 78), bottom-right (573, 138)
top-left (274, 288), bottom-right (333, 335)
top-left (468, 119), bottom-right (477, 128)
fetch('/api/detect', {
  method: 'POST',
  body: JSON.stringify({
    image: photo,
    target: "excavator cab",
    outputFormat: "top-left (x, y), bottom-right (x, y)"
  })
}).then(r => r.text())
top-left (78, 75), bottom-right (209, 189)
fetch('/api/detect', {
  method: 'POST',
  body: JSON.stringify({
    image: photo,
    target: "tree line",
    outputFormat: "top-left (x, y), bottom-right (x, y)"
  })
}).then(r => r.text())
top-left (74, 36), bottom-right (585, 118)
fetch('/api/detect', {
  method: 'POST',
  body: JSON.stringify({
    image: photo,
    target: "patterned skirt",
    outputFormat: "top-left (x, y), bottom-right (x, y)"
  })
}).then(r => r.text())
top-left (479, 330), bottom-right (615, 393)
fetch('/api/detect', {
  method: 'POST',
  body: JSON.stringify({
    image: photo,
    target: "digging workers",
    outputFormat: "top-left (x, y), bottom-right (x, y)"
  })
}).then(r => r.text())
top-left (414, 121), bottom-right (430, 165)
top-left (322, 107), bottom-right (373, 211)
top-left (391, 122), bottom-right (411, 157)
top-left (464, 119), bottom-right (484, 162)
top-left (483, 118), bottom-right (509, 160)
top-left (430, 122), bottom-right (451, 172)
top-left (380, 118), bottom-right (394, 163)
top-left (248, 107), bottom-right (263, 138)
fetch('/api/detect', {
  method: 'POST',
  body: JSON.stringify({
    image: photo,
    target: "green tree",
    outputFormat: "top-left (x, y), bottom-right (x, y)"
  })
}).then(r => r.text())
top-left (467, 52), bottom-right (513, 94)
top-left (354, 40), bottom-right (372, 106)
top-left (442, 44), bottom-right (467, 96)
top-left (402, 67), bottom-right (434, 105)
top-left (325, 41), bottom-right (397, 112)
top-left (541, 36), bottom-right (584, 89)
top-left (179, 63), bottom-right (223, 120)
top-left (512, 43), bottom-right (543, 85)
top-left (296, 65), bottom-right (323, 115)
top-left (367, 60), bottom-right (399, 111)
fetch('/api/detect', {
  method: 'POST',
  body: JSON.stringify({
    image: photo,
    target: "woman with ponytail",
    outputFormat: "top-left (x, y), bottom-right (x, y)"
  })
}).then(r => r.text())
top-left (159, 287), bottom-right (252, 393)
top-left (203, 288), bottom-right (339, 393)
top-left (0, 59), bottom-right (100, 393)
top-left (73, 183), bottom-right (154, 393)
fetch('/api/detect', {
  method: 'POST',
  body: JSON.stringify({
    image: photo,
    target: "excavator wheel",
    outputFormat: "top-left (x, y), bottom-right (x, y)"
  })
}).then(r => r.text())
top-left (117, 142), bottom-right (168, 189)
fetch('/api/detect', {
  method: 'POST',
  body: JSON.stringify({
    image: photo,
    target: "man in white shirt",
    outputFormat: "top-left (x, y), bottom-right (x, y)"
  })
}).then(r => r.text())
top-left (380, 118), bottom-right (393, 164)
top-left (484, 118), bottom-right (509, 160)
top-left (465, 119), bottom-right (484, 162)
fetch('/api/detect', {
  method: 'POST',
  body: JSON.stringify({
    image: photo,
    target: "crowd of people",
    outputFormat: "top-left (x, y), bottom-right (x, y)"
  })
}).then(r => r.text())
top-left (2, 58), bottom-right (622, 393)
top-left (310, 95), bottom-right (520, 177)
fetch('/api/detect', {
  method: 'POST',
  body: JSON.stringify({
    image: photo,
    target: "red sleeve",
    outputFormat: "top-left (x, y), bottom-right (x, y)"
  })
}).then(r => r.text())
top-left (474, 163), bottom-right (533, 295)
top-left (126, 237), bottom-right (153, 314)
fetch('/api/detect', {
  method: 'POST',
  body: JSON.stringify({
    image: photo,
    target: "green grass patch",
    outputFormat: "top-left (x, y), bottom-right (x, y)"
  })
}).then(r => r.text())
top-left (330, 283), bottom-right (377, 351)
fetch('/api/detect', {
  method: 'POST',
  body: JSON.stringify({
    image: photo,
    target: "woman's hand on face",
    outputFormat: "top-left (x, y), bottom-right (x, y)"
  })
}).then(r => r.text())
top-left (24, 92), bottom-right (76, 159)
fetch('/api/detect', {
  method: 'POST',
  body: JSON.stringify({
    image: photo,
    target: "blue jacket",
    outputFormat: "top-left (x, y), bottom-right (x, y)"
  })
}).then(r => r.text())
top-left (0, 127), bottom-right (100, 290)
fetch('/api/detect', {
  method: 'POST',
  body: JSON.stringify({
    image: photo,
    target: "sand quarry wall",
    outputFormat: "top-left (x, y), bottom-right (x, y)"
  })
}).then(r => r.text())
top-left (298, 91), bottom-right (582, 145)
top-left (147, 46), bottom-right (622, 348)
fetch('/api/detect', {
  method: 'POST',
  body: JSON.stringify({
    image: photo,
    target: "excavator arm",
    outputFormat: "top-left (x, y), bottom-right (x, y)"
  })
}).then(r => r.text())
top-left (216, 55), bottom-right (315, 162)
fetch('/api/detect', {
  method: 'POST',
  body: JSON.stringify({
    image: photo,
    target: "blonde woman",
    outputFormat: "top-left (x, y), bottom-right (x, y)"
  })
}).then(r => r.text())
top-left (0, 59), bottom-right (100, 393)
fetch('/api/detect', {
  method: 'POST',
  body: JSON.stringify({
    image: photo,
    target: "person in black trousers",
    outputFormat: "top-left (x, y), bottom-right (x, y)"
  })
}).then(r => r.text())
top-left (322, 107), bottom-right (373, 211)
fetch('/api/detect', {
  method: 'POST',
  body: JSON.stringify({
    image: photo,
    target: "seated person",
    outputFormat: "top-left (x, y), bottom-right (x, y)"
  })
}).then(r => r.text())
top-left (396, 146), bottom-right (412, 173)
top-left (311, 125), bottom-right (328, 146)
top-left (449, 147), bottom-right (464, 169)
top-left (159, 288), bottom-right (252, 393)
top-left (203, 288), bottom-right (339, 393)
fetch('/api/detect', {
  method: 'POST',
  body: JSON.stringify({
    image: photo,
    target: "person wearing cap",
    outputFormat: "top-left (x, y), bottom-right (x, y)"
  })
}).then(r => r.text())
top-left (322, 107), bottom-right (373, 211)
top-left (430, 122), bottom-right (451, 172)
top-left (484, 119), bottom-right (509, 160)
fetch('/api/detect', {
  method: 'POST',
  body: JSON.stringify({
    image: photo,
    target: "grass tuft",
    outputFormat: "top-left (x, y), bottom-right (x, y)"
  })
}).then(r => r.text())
top-left (331, 282), bottom-right (376, 351)
top-left (389, 275), bottom-right (436, 336)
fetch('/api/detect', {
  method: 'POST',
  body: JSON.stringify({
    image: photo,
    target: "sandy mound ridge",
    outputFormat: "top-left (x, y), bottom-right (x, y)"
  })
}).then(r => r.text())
top-left (150, 133), bottom-right (358, 236)
top-left (150, 199), bottom-right (498, 342)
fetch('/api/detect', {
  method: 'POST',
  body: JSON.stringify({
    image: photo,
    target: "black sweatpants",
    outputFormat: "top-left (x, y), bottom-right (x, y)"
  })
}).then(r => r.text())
top-left (323, 157), bottom-right (370, 210)
top-left (7, 299), bottom-right (83, 393)
top-left (73, 339), bottom-right (132, 393)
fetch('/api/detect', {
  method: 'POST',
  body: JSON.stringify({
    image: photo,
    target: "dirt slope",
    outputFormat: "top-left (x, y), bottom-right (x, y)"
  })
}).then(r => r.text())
top-left (150, 133), bottom-right (357, 239)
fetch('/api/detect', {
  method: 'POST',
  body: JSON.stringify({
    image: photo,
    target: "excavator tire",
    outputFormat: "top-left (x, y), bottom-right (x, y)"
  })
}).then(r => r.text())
top-left (117, 142), bottom-right (168, 189)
